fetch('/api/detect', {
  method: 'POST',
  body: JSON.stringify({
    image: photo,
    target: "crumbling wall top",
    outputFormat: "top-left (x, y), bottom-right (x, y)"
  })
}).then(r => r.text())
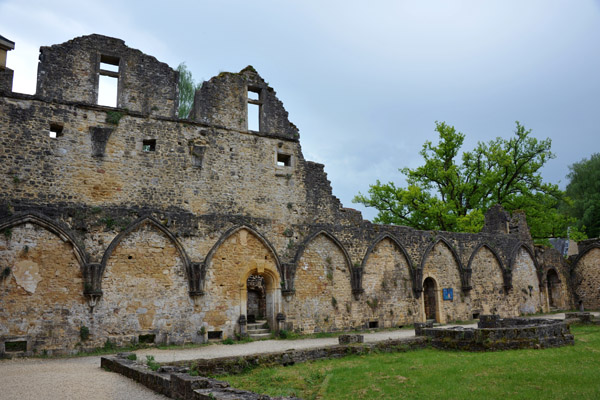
top-left (190, 65), bottom-right (299, 140)
top-left (35, 34), bottom-right (178, 118)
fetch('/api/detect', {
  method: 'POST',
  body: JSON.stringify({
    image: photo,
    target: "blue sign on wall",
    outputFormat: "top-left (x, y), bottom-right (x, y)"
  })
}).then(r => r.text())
top-left (443, 288), bottom-right (454, 301)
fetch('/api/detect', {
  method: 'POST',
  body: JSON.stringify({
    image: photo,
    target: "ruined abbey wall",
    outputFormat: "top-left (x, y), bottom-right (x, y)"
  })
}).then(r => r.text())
top-left (0, 34), bottom-right (593, 356)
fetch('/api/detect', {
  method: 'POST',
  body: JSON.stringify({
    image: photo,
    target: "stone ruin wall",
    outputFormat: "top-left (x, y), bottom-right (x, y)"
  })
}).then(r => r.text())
top-left (0, 33), bottom-right (592, 355)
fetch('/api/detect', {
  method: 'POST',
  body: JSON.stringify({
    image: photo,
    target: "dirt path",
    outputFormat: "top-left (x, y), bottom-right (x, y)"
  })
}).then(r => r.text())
top-left (1, 313), bottom-right (595, 400)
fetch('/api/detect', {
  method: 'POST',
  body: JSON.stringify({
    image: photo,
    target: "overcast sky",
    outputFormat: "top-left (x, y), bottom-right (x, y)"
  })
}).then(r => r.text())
top-left (2, 0), bottom-right (599, 220)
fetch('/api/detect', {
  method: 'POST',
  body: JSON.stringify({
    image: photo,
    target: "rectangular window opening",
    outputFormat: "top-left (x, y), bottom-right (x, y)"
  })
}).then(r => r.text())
top-left (98, 55), bottom-right (120, 108)
top-left (248, 89), bottom-right (259, 101)
top-left (5, 340), bottom-right (27, 352)
top-left (277, 153), bottom-right (291, 167)
top-left (472, 312), bottom-right (481, 320)
top-left (49, 123), bottom-right (64, 139)
top-left (138, 334), bottom-right (156, 344)
top-left (143, 139), bottom-right (156, 152)
top-left (247, 102), bottom-right (260, 131)
top-left (368, 321), bottom-right (379, 329)
top-left (207, 331), bottom-right (223, 340)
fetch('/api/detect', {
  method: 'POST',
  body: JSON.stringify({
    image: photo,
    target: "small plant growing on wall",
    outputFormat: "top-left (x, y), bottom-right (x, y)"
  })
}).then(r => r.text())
top-left (80, 326), bottom-right (90, 341)
top-left (105, 110), bottom-right (124, 125)
top-left (283, 228), bottom-right (293, 237)
top-left (3, 228), bottom-right (12, 240)
top-left (331, 296), bottom-right (338, 309)
top-left (146, 355), bottom-right (161, 371)
top-left (366, 297), bottom-right (379, 312)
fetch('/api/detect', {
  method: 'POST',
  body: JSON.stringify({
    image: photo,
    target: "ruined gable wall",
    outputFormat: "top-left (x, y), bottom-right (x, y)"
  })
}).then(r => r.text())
top-left (0, 33), bottom-right (574, 354)
top-left (36, 35), bottom-right (178, 118)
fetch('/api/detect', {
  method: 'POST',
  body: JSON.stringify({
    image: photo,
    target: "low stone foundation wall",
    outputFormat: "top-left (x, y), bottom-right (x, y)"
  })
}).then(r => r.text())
top-left (101, 337), bottom-right (427, 399)
top-left (565, 312), bottom-right (600, 325)
top-left (424, 315), bottom-right (574, 351)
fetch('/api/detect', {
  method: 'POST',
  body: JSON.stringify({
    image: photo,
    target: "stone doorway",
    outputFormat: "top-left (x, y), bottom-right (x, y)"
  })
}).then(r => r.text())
top-left (547, 269), bottom-right (561, 309)
top-left (246, 274), bottom-right (266, 323)
top-left (239, 262), bottom-right (282, 337)
top-left (423, 277), bottom-right (438, 322)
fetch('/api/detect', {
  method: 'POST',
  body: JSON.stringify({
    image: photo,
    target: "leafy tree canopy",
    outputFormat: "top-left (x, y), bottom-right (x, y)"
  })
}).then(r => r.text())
top-left (354, 121), bottom-right (581, 241)
top-left (177, 63), bottom-right (202, 119)
top-left (565, 153), bottom-right (600, 238)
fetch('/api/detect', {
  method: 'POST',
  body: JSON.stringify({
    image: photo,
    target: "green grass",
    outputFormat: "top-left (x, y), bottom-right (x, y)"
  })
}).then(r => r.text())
top-left (223, 325), bottom-right (600, 400)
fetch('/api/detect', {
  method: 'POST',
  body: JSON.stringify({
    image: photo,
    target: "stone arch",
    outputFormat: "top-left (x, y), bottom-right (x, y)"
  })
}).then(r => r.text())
top-left (467, 243), bottom-right (505, 273)
top-left (0, 213), bottom-right (88, 353)
top-left (204, 225), bottom-right (281, 276)
top-left (289, 231), bottom-right (354, 332)
top-left (293, 229), bottom-right (352, 270)
top-left (95, 216), bottom-right (194, 346)
top-left (468, 243), bottom-right (509, 317)
top-left (508, 244), bottom-right (543, 315)
top-left (362, 234), bottom-right (417, 326)
top-left (420, 238), bottom-right (467, 322)
top-left (0, 212), bottom-right (87, 269)
top-left (362, 233), bottom-right (414, 271)
top-left (420, 237), bottom-right (467, 289)
top-left (572, 244), bottom-right (600, 310)
top-left (203, 226), bottom-right (281, 338)
top-left (100, 216), bottom-right (191, 282)
top-left (508, 243), bottom-right (540, 275)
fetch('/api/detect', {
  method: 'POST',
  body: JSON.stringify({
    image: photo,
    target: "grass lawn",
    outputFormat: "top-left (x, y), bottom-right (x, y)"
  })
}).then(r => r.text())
top-left (223, 325), bottom-right (600, 399)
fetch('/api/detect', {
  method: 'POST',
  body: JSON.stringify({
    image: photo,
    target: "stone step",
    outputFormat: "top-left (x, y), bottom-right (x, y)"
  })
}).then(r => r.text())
top-left (247, 328), bottom-right (270, 334)
top-left (247, 322), bottom-right (268, 329)
top-left (248, 332), bottom-right (272, 339)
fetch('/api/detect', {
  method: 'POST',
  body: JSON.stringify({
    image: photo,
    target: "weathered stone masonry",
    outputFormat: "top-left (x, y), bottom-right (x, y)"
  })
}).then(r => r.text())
top-left (0, 34), bottom-right (596, 355)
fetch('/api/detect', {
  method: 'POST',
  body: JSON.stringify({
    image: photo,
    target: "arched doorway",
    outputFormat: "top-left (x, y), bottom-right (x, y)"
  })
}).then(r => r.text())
top-left (546, 269), bottom-right (561, 309)
top-left (246, 274), bottom-right (266, 323)
top-left (423, 277), bottom-right (438, 322)
top-left (239, 263), bottom-right (282, 332)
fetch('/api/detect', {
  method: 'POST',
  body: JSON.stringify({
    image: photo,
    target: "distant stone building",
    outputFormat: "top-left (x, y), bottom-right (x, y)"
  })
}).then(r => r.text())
top-left (0, 34), bottom-right (596, 356)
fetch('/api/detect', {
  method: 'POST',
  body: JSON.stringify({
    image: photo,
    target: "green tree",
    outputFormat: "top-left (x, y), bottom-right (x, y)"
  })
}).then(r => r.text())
top-left (354, 121), bottom-right (574, 240)
top-left (177, 63), bottom-right (202, 118)
top-left (565, 153), bottom-right (600, 238)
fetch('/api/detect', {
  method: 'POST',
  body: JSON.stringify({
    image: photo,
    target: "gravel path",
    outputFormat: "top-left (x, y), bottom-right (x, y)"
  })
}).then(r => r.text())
top-left (1, 313), bottom-right (595, 400)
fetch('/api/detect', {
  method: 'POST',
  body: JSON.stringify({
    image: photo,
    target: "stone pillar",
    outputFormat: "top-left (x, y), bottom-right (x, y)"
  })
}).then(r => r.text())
top-left (276, 313), bottom-right (286, 333)
top-left (238, 314), bottom-right (247, 338)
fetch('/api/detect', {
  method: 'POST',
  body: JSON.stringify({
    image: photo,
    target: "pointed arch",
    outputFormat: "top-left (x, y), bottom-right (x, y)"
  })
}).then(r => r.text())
top-left (99, 215), bottom-right (192, 287)
top-left (508, 242), bottom-right (540, 272)
top-left (293, 230), bottom-right (352, 270)
top-left (361, 233), bottom-right (414, 272)
top-left (0, 212), bottom-right (87, 268)
top-left (420, 236), bottom-right (464, 274)
top-left (573, 243), bottom-right (600, 270)
top-left (204, 224), bottom-right (281, 275)
top-left (467, 242), bottom-right (505, 273)
top-left (419, 236), bottom-right (468, 290)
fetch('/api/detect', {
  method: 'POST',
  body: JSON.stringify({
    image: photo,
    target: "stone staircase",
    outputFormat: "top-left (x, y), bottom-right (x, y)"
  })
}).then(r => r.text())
top-left (247, 320), bottom-right (271, 339)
